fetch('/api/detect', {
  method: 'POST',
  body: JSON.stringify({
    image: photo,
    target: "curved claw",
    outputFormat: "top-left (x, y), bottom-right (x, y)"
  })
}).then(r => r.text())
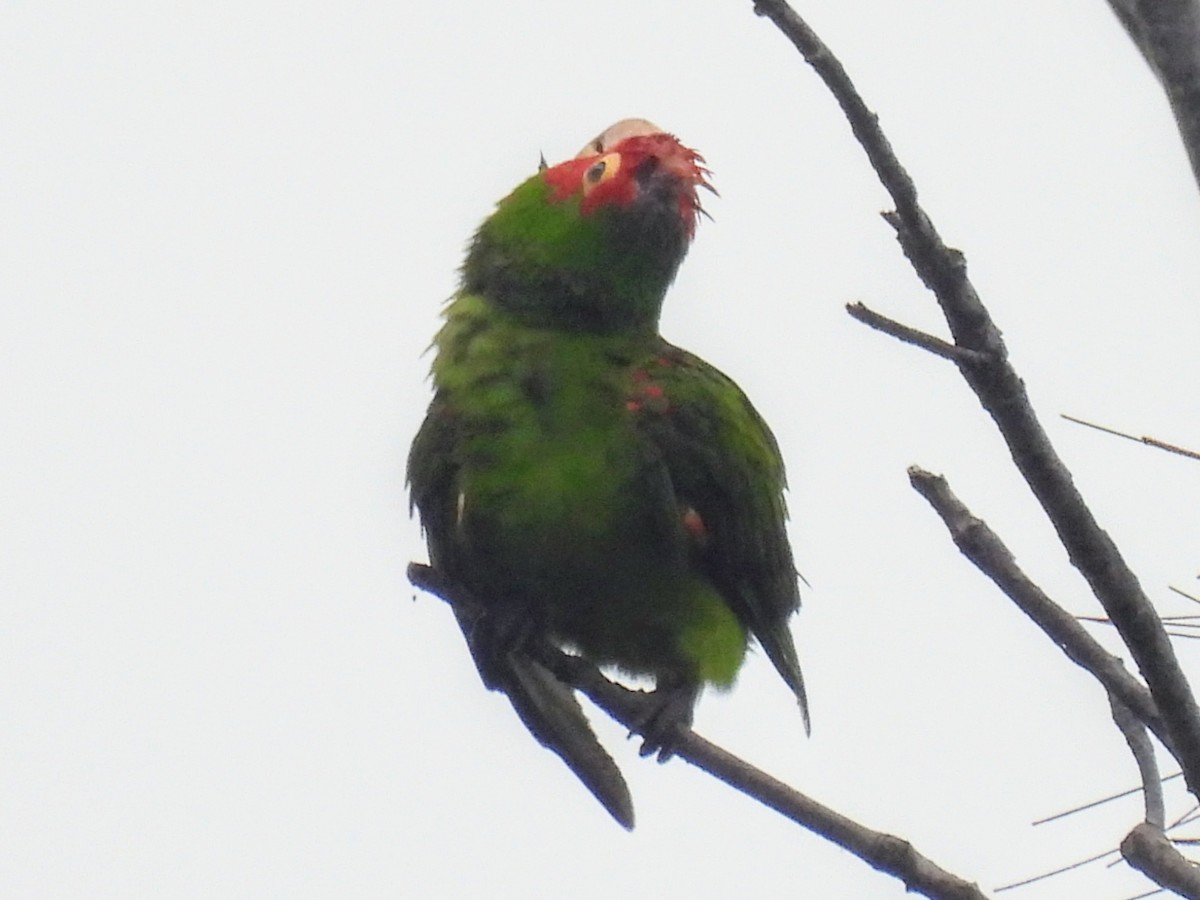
top-left (635, 677), bottom-right (701, 762)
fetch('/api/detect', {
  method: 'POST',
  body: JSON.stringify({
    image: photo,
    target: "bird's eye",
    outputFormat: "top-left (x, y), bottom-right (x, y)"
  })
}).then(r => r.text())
top-left (581, 152), bottom-right (621, 196)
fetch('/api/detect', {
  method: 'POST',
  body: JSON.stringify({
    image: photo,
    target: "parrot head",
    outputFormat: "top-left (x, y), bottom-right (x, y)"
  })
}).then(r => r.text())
top-left (462, 119), bottom-right (713, 333)
top-left (543, 118), bottom-right (713, 240)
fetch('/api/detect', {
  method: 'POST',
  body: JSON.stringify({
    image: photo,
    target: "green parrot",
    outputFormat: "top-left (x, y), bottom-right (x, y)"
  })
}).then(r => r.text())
top-left (409, 119), bottom-right (806, 827)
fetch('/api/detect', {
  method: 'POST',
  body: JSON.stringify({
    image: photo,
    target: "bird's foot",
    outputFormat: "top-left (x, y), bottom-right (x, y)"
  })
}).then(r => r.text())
top-left (634, 677), bottom-right (700, 762)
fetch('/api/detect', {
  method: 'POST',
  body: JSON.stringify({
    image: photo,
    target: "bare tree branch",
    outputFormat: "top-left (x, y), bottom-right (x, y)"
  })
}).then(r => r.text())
top-left (846, 301), bottom-right (986, 365)
top-left (906, 467), bottom-right (1171, 752)
top-left (675, 738), bottom-right (992, 900)
top-left (410, 563), bottom-right (990, 900)
top-left (1122, 822), bottom-right (1200, 898)
top-left (751, 0), bottom-right (1200, 800)
top-left (1105, 0), bottom-right (1200, 192)
top-left (1110, 695), bottom-right (1167, 828)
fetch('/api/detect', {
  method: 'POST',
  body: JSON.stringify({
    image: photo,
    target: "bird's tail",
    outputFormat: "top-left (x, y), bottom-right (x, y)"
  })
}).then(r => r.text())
top-left (759, 629), bottom-right (810, 735)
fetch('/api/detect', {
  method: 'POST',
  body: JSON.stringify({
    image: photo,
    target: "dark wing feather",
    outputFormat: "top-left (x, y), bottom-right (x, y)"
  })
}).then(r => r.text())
top-left (407, 394), bottom-right (460, 570)
top-left (407, 395), bottom-right (636, 826)
top-left (630, 342), bottom-right (809, 731)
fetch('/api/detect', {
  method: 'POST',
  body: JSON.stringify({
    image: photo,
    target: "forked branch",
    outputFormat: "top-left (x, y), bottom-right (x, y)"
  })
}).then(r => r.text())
top-left (906, 467), bottom-right (1170, 752)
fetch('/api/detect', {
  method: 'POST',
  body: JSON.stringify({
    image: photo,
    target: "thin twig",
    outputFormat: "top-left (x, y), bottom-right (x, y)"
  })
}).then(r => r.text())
top-left (1061, 415), bottom-right (1200, 462)
top-left (1033, 773), bottom-right (1184, 826)
top-left (1111, 694), bottom-right (1167, 828)
top-left (1169, 802), bottom-right (1200, 831)
top-left (1083, 619), bottom-right (1200, 640)
top-left (995, 845), bottom-right (1118, 892)
top-left (1171, 587), bottom-right (1200, 605)
top-left (845, 302), bottom-right (987, 365)
top-left (1119, 887), bottom-right (1170, 900)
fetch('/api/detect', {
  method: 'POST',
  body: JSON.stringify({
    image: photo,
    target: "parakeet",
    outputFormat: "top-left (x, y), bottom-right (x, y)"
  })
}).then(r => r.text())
top-left (409, 118), bottom-right (806, 826)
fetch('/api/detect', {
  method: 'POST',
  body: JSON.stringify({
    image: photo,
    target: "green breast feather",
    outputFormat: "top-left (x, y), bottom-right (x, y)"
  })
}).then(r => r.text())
top-left (411, 298), bottom-right (804, 715)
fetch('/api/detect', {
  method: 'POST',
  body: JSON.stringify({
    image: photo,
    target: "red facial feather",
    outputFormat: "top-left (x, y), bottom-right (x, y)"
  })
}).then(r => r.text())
top-left (579, 174), bottom-right (638, 218)
top-left (541, 132), bottom-right (710, 238)
top-left (543, 156), bottom-right (599, 202)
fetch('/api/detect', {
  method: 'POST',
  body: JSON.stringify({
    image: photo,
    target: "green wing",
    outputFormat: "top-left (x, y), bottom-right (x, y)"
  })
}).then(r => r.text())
top-left (630, 341), bottom-right (809, 730)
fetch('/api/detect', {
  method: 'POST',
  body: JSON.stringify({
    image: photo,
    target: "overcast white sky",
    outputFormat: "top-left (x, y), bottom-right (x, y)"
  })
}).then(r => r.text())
top-left (4, 1), bottom-right (1200, 897)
